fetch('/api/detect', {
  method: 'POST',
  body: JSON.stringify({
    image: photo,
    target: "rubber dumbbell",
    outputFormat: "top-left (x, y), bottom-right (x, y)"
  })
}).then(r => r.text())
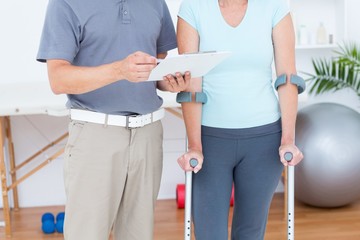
top-left (56, 212), bottom-right (65, 233)
top-left (41, 212), bottom-right (55, 234)
top-left (176, 184), bottom-right (186, 209)
top-left (56, 212), bottom-right (65, 221)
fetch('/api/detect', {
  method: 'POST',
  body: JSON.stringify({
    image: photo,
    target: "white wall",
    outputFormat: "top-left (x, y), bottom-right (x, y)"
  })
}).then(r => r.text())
top-left (347, 0), bottom-right (360, 42)
top-left (1, 0), bottom-right (360, 208)
top-left (296, 0), bottom-right (360, 112)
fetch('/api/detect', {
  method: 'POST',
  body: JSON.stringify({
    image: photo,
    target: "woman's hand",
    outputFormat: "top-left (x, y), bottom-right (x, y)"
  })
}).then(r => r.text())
top-left (177, 149), bottom-right (203, 173)
top-left (279, 144), bottom-right (303, 166)
top-left (160, 71), bottom-right (191, 93)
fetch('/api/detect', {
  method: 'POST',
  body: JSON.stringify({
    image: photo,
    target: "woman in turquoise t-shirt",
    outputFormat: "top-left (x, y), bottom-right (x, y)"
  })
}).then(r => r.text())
top-left (176, 0), bottom-right (303, 239)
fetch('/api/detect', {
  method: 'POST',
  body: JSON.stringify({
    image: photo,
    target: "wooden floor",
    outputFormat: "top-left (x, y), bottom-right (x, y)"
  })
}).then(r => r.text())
top-left (1, 193), bottom-right (360, 239)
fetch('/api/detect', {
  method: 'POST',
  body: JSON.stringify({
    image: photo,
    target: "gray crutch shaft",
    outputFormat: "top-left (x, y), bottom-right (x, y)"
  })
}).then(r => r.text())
top-left (184, 158), bottom-right (198, 240)
top-left (285, 152), bottom-right (294, 240)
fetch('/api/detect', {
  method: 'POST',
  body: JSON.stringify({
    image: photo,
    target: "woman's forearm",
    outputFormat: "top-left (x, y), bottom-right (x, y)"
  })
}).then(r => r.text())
top-left (182, 101), bottom-right (203, 151)
top-left (277, 82), bottom-right (298, 144)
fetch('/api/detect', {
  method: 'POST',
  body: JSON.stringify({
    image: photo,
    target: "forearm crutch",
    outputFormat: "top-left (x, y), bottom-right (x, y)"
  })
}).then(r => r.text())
top-left (285, 152), bottom-right (294, 240)
top-left (184, 158), bottom-right (198, 240)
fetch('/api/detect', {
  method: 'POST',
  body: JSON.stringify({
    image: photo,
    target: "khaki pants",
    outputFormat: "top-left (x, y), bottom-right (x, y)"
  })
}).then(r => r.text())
top-left (63, 120), bottom-right (163, 240)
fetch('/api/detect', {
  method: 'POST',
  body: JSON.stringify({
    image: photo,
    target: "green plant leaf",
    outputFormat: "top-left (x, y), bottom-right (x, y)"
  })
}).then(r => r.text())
top-left (305, 42), bottom-right (360, 98)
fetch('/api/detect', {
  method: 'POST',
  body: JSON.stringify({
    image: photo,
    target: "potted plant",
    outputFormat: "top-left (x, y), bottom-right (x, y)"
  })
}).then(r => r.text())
top-left (305, 42), bottom-right (360, 98)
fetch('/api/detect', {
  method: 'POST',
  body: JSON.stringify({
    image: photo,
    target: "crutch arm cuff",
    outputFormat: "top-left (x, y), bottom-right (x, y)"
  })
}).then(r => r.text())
top-left (274, 74), bottom-right (306, 94)
top-left (176, 92), bottom-right (208, 104)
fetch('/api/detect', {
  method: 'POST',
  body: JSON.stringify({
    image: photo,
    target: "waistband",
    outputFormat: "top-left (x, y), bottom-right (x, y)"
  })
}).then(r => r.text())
top-left (201, 118), bottom-right (282, 139)
top-left (70, 108), bottom-right (165, 129)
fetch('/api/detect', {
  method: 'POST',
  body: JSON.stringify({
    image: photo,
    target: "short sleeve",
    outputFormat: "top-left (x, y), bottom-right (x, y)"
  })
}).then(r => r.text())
top-left (177, 0), bottom-right (198, 30)
top-left (157, 1), bottom-right (177, 54)
top-left (272, 0), bottom-right (290, 27)
top-left (37, 0), bottom-right (81, 63)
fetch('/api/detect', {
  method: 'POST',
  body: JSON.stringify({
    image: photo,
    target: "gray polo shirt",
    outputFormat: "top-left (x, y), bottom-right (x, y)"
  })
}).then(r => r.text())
top-left (37, 0), bottom-right (177, 115)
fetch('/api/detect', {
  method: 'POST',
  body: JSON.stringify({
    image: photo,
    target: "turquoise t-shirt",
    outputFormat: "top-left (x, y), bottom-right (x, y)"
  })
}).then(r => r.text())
top-left (178, 0), bottom-right (289, 128)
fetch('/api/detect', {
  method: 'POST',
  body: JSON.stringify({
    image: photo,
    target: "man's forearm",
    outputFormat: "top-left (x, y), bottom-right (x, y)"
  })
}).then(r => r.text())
top-left (47, 60), bottom-right (123, 95)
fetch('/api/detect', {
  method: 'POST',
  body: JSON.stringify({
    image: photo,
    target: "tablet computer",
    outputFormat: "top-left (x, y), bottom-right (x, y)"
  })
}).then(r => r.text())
top-left (148, 51), bottom-right (232, 81)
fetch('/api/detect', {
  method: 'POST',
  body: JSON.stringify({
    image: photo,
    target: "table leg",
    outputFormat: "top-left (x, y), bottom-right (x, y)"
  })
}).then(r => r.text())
top-left (4, 117), bottom-right (19, 211)
top-left (0, 117), bottom-right (11, 236)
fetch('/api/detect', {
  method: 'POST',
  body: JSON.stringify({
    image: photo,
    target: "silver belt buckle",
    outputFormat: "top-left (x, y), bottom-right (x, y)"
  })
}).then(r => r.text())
top-left (126, 114), bottom-right (145, 129)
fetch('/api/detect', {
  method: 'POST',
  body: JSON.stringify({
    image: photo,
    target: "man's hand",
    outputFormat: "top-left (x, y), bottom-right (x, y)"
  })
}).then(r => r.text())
top-left (115, 51), bottom-right (157, 82)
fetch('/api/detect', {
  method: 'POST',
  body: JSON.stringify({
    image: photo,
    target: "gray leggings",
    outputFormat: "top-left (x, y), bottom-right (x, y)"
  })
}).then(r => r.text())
top-left (192, 120), bottom-right (284, 240)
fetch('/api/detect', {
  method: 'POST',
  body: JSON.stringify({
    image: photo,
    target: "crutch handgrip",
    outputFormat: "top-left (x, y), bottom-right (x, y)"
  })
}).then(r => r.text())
top-left (284, 152), bottom-right (293, 162)
top-left (189, 158), bottom-right (198, 168)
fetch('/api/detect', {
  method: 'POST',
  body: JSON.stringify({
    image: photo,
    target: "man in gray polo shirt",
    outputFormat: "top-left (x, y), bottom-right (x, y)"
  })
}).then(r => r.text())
top-left (37, 0), bottom-right (190, 239)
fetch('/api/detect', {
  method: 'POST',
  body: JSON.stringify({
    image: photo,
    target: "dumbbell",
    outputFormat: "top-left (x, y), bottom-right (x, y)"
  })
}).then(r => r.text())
top-left (41, 212), bottom-right (65, 234)
top-left (56, 212), bottom-right (65, 233)
top-left (41, 212), bottom-right (55, 234)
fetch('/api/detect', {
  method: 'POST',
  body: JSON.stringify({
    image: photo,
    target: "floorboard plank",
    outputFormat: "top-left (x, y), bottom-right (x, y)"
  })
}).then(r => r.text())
top-left (1, 193), bottom-right (360, 239)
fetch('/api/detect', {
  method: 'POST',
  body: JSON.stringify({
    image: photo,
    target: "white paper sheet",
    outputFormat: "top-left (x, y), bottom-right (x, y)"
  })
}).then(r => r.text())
top-left (148, 51), bottom-right (232, 81)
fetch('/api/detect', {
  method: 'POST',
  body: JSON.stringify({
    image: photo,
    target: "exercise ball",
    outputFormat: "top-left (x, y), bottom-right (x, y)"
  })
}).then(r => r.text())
top-left (295, 103), bottom-right (360, 207)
